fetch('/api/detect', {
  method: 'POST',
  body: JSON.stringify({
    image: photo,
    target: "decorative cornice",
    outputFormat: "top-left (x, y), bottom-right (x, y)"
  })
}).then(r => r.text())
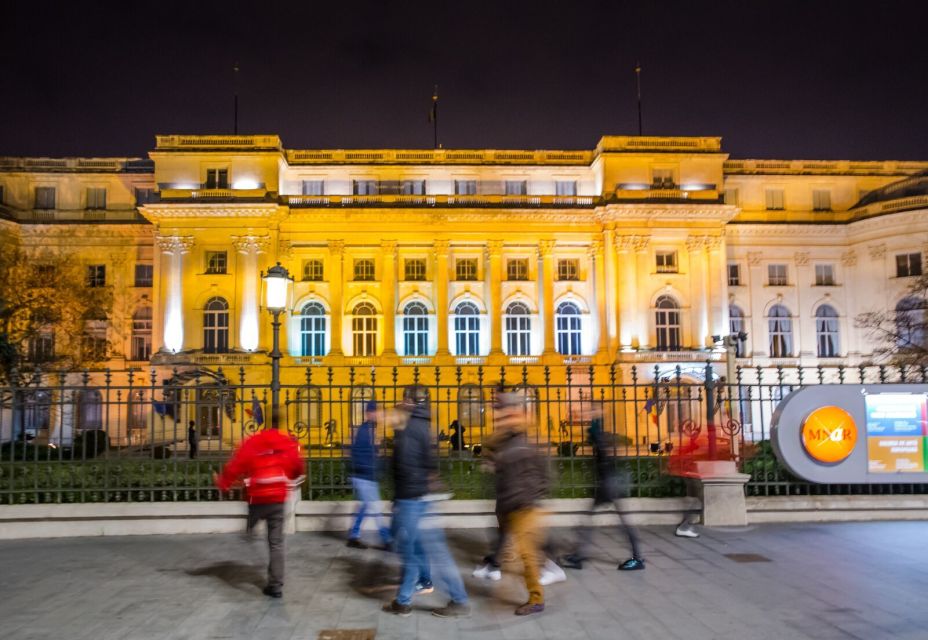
top-left (141, 204), bottom-right (283, 220)
top-left (156, 235), bottom-right (194, 254)
top-left (726, 224), bottom-right (847, 238)
top-left (596, 203), bottom-right (738, 224)
top-left (232, 234), bottom-right (270, 254)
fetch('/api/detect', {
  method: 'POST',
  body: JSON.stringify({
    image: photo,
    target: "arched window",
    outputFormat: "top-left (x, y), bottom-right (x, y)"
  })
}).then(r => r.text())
top-left (295, 386), bottom-right (322, 428)
top-left (128, 389), bottom-right (147, 429)
top-left (131, 307), bottom-right (152, 361)
top-left (454, 301), bottom-right (481, 356)
top-left (815, 305), bottom-right (840, 357)
top-left (18, 390), bottom-right (51, 438)
top-left (729, 305), bottom-right (745, 357)
top-left (203, 297), bottom-right (229, 353)
top-left (457, 385), bottom-right (484, 434)
top-left (768, 304), bottom-right (793, 357)
top-left (82, 308), bottom-right (108, 362)
top-left (655, 295), bottom-right (680, 351)
top-left (75, 389), bottom-right (103, 431)
top-left (403, 302), bottom-right (430, 356)
top-left (896, 296), bottom-right (927, 350)
top-left (352, 302), bottom-right (377, 356)
top-left (555, 301), bottom-right (582, 355)
top-left (300, 302), bottom-right (327, 357)
top-left (504, 302), bottom-right (532, 356)
top-left (351, 385), bottom-right (375, 427)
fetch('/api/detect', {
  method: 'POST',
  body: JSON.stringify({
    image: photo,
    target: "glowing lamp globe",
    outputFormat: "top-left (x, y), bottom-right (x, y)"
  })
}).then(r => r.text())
top-left (262, 262), bottom-right (292, 312)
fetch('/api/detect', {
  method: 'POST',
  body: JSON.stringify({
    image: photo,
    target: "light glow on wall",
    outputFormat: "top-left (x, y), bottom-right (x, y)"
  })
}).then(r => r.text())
top-left (163, 254), bottom-right (184, 352)
top-left (240, 251), bottom-right (259, 351)
top-left (232, 178), bottom-right (260, 190)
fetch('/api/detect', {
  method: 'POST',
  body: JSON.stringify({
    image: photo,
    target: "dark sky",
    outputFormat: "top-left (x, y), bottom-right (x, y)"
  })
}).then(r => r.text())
top-left (2, 0), bottom-right (926, 160)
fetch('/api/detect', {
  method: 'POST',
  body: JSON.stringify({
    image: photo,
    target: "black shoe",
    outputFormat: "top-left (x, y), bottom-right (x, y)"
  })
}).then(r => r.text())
top-left (515, 602), bottom-right (545, 616)
top-left (382, 599), bottom-right (412, 617)
top-left (262, 585), bottom-right (282, 598)
top-left (432, 600), bottom-right (471, 618)
top-left (618, 558), bottom-right (645, 571)
top-left (559, 554), bottom-right (584, 570)
top-left (346, 538), bottom-right (368, 549)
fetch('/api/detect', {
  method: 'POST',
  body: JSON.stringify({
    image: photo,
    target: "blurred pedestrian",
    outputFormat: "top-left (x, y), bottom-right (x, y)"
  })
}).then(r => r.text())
top-left (383, 398), bottom-right (470, 618)
top-left (215, 428), bottom-right (303, 598)
top-left (560, 407), bottom-right (645, 571)
top-left (448, 419), bottom-right (466, 453)
top-left (347, 400), bottom-right (391, 550)
top-left (187, 420), bottom-right (198, 459)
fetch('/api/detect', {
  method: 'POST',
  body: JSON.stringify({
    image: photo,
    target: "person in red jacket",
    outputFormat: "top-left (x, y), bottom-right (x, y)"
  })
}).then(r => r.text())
top-left (215, 429), bottom-right (303, 598)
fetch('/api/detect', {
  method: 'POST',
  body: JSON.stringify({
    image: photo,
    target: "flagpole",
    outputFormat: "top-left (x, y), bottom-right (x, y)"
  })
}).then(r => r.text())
top-left (431, 85), bottom-right (439, 149)
top-left (635, 61), bottom-right (642, 136)
top-left (233, 62), bottom-right (240, 135)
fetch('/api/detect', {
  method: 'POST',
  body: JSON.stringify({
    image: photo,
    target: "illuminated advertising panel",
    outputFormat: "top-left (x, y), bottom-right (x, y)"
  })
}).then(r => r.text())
top-left (864, 393), bottom-right (928, 474)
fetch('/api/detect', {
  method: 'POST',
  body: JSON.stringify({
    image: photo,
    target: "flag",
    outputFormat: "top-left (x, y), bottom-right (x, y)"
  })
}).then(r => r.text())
top-left (642, 397), bottom-right (659, 425)
top-left (251, 395), bottom-right (264, 427)
top-left (152, 400), bottom-right (174, 419)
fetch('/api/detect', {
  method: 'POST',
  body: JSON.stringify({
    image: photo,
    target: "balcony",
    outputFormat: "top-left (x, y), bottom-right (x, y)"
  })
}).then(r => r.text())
top-left (616, 350), bottom-right (725, 363)
top-left (613, 185), bottom-right (719, 203)
top-left (152, 351), bottom-right (260, 366)
top-left (284, 194), bottom-right (595, 209)
top-left (285, 148), bottom-right (593, 165)
top-left (159, 188), bottom-right (270, 202)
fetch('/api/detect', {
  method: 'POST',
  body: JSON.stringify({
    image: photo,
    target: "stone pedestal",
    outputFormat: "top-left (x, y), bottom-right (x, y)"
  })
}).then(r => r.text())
top-left (693, 460), bottom-right (750, 527)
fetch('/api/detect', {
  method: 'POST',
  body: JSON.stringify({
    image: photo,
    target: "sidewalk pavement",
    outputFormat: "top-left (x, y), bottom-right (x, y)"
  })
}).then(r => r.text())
top-left (1, 521), bottom-right (926, 640)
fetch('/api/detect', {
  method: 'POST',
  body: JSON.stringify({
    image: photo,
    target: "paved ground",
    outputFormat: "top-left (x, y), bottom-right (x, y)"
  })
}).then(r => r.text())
top-left (1, 521), bottom-right (927, 640)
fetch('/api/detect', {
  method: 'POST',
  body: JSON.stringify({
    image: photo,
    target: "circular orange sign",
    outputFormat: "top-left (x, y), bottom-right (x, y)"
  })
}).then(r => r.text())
top-left (800, 405), bottom-right (857, 464)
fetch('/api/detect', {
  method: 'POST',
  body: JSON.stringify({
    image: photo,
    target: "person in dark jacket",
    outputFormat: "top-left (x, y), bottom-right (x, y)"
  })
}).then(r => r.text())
top-left (187, 420), bottom-right (198, 459)
top-left (347, 401), bottom-right (391, 549)
top-left (560, 406), bottom-right (644, 571)
top-left (383, 399), bottom-right (470, 619)
top-left (448, 419), bottom-right (466, 452)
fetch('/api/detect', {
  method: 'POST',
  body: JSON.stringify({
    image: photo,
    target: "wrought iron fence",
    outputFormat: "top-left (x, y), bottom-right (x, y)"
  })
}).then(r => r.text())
top-left (3, 362), bottom-right (928, 504)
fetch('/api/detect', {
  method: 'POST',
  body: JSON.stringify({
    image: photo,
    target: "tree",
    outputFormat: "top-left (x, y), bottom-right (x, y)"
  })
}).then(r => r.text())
top-left (855, 274), bottom-right (928, 368)
top-left (0, 246), bottom-right (114, 390)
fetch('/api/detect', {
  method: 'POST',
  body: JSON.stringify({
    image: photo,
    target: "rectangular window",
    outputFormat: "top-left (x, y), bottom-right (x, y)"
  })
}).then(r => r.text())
top-left (354, 259), bottom-right (375, 281)
top-left (504, 180), bottom-right (527, 196)
top-left (815, 264), bottom-right (836, 286)
top-left (765, 189), bottom-right (785, 210)
top-left (301, 180), bottom-right (325, 196)
top-left (723, 188), bottom-right (740, 205)
top-left (507, 259), bottom-right (529, 281)
top-left (655, 251), bottom-right (678, 274)
top-left (728, 263), bottom-right (742, 286)
top-left (455, 258), bottom-right (478, 281)
top-left (454, 180), bottom-right (477, 195)
top-left (652, 168), bottom-right (675, 188)
top-left (205, 168), bottom-right (229, 189)
top-left (401, 180), bottom-right (426, 195)
top-left (134, 264), bottom-right (153, 287)
top-left (29, 333), bottom-right (55, 362)
top-left (134, 188), bottom-right (156, 205)
top-left (812, 189), bottom-right (832, 211)
top-left (896, 252), bottom-right (923, 278)
top-left (352, 180), bottom-right (378, 195)
top-left (555, 180), bottom-right (577, 196)
top-left (86, 265), bottom-right (106, 288)
top-left (557, 259), bottom-right (579, 281)
top-left (35, 186), bottom-right (56, 209)
top-left (302, 259), bottom-right (324, 281)
top-left (767, 264), bottom-right (788, 286)
top-left (404, 259), bottom-right (426, 281)
top-left (33, 264), bottom-right (56, 284)
top-left (86, 187), bottom-right (107, 209)
top-left (205, 251), bottom-right (227, 274)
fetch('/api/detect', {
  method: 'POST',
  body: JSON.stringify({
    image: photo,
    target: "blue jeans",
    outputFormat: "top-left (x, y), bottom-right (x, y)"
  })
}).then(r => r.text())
top-left (394, 498), bottom-right (468, 606)
top-left (349, 477), bottom-right (391, 543)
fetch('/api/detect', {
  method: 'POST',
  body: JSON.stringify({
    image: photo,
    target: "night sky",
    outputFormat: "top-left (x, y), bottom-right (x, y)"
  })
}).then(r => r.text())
top-left (2, 0), bottom-right (926, 160)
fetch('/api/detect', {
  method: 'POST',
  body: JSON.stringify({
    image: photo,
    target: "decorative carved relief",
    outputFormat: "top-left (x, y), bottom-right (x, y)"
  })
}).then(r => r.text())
top-left (327, 240), bottom-right (345, 255)
top-left (432, 239), bottom-right (450, 256)
top-left (278, 239), bottom-right (293, 259)
top-left (615, 234), bottom-right (650, 253)
top-left (747, 252), bottom-right (762, 266)
top-left (841, 250), bottom-right (857, 267)
top-left (485, 240), bottom-right (504, 258)
top-left (794, 252), bottom-right (810, 266)
top-left (868, 243), bottom-right (886, 260)
top-left (685, 236), bottom-right (705, 253)
top-left (232, 235), bottom-right (270, 254)
top-left (537, 239), bottom-right (556, 257)
top-left (156, 235), bottom-right (194, 255)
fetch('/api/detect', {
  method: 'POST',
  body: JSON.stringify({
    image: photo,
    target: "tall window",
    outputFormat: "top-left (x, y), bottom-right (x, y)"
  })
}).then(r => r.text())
top-left (729, 305), bottom-right (745, 357)
top-left (728, 263), bottom-right (742, 286)
top-left (134, 264), bottom-right (153, 287)
top-left (35, 186), bottom-right (56, 209)
top-left (555, 180), bottom-right (577, 196)
top-left (455, 258), bottom-right (477, 281)
top-left (205, 168), bottom-right (229, 189)
top-left (82, 309), bottom-right (107, 361)
top-left (504, 180), bottom-right (527, 195)
top-left (768, 304), bottom-right (793, 357)
top-left (128, 390), bottom-right (147, 431)
top-left (131, 307), bottom-right (152, 361)
top-left (504, 302), bottom-right (532, 356)
top-left (404, 259), bottom-right (426, 281)
top-left (300, 302), bottom-right (327, 357)
top-left (555, 301), bottom-right (582, 355)
top-left (765, 189), bottom-right (785, 210)
top-left (351, 386), bottom-right (375, 427)
top-left (354, 259), bottom-right (375, 281)
top-left (723, 188), bottom-right (740, 205)
top-left (87, 264), bottom-right (106, 288)
top-left (301, 180), bottom-right (325, 196)
top-left (454, 180), bottom-right (477, 195)
top-left (812, 189), bottom-right (832, 211)
top-left (205, 251), bottom-right (227, 274)
top-left (895, 296), bottom-right (926, 350)
top-left (203, 297), bottom-right (230, 353)
top-left (454, 302), bottom-right (481, 356)
top-left (457, 385), bottom-right (485, 433)
top-left (86, 187), bottom-right (107, 209)
top-left (403, 302), bottom-right (429, 356)
top-left (652, 168), bottom-right (675, 188)
top-left (557, 259), bottom-right (579, 281)
top-left (655, 251), bottom-right (678, 273)
top-left (768, 264), bottom-right (788, 286)
top-left (655, 295), bottom-right (681, 351)
top-left (815, 305), bottom-right (840, 357)
top-left (28, 331), bottom-right (55, 362)
top-left (815, 264), bottom-right (836, 286)
top-left (75, 389), bottom-right (103, 431)
top-left (896, 253), bottom-right (923, 278)
top-left (401, 180), bottom-right (426, 195)
top-left (295, 386), bottom-right (322, 429)
top-left (352, 302), bottom-right (377, 356)
top-left (507, 259), bottom-right (528, 281)
top-left (302, 259), bottom-right (324, 281)
top-left (352, 180), bottom-right (377, 195)
top-left (134, 188), bottom-right (156, 205)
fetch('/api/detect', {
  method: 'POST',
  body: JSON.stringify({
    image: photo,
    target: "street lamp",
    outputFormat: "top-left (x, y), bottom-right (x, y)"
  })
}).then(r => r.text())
top-left (262, 262), bottom-right (293, 430)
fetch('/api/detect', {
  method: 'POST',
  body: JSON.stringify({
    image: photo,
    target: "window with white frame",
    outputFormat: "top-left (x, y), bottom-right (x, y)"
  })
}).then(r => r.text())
top-left (656, 251), bottom-right (678, 273)
top-left (765, 189), bottom-right (785, 210)
top-left (354, 259), bottom-right (375, 281)
top-left (205, 251), bottom-right (227, 275)
top-left (301, 180), bottom-right (325, 196)
top-left (35, 186), bottom-right (56, 209)
top-left (507, 258), bottom-right (528, 281)
top-left (403, 302), bottom-right (429, 356)
top-left (302, 259), bottom-right (324, 281)
top-left (723, 188), bottom-right (740, 205)
top-left (654, 295), bottom-right (681, 351)
top-left (729, 305), bottom-right (746, 357)
top-left (134, 264), bottom-right (153, 287)
top-left (352, 180), bottom-right (377, 195)
top-left (815, 305), bottom-right (840, 357)
top-left (351, 385), bottom-right (375, 427)
top-left (652, 168), bottom-right (675, 188)
top-left (768, 304), bottom-right (793, 357)
top-left (128, 390), bottom-right (147, 431)
top-left (455, 258), bottom-right (477, 281)
top-left (352, 302), bottom-right (377, 356)
top-left (557, 259), bottom-right (579, 281)
top-left (555, 180), bottom-right (577, 196)
top-left (401, 180), bottom-right (426, 195)
top-left (555, 301), bottom-right (582, 355)
top-left (86, 187), bottom-right (107, 209)
top-left (82, 309), bottom-right (108, 362)
top-left (28, 331), bottom-right (54, 362)
top-left (86, 264), bottom-right (106, 288)
top-left (896, 253), bottom-right (923, 278)
top-left (895, 296), bottom-right (927, 350)
top-left (404, 259), bottom-right (426, 281)
top-left (300, 302), bottom-right (327, 357)
top-left (203, 297), bottom-right (230, 353)
top-left (504, 180), bottom-right (527, 196)
top-left (815, 264), bottom-right (836, 286)
top-left (504, 302), bottom-right (532, 356)
top-left (728, 263), bottom-right (742, 286)
top-left (205, 168), bottom-right (229, 189)
top-left (453, 301), bottom-right (481, 356)
top-left (134, 188), bottom-right (156, 205)
top-left (131, 307), bottom-right (152, 361)
top-left (454, 180), bottom-right (477, 195)
top-left (812, 189), bottom-right (832, 211)
top-left (296, 386), bottom-right (322, 428)
top-left (767, 264), bottom-right (788, 286)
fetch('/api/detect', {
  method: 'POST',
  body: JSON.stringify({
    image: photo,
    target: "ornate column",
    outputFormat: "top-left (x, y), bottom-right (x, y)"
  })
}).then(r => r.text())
top-left (602, 225), bottom-right (619, 354)
top-left (539, 240), bottom-right (557, 355)
top-left (233, 235), bottom-right (270, 352)
top-left (108, 252), bottom-right (128, 358)
top-left (486, 240), bottom-right (504, 356)
top-left (327, 240), bottom-right (345, 356)
top-left (705, 235), bottom-right (727, 341)
top-left (616, 234), bottom-right (648, 349)
top-left (590, 239), bottom-right (608, 356)
top-left (156, 235), bottom-right (194, 353)
top-left (433, 240), bottom-right (451, 356)
top-left (381, 240), bottom-right (398, 356)
top-left (687, 235), bottom-right (710, 349)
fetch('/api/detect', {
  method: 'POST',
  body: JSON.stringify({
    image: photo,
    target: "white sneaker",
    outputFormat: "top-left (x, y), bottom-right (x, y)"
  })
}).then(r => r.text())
top-left (675, 524), bottom-right (700, 538)
top-left (472, 563), bottom-right (502, 581)
top-left (539, 560), bottom-right (566, 586)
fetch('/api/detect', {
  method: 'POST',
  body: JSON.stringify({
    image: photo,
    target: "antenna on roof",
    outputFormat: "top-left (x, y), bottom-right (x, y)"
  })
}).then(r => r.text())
top-left (635, 61), bottom-right (643, 136)
top-left (233, 62), bottom-right (240, 135)
top-left (429, 85), bottom-right (440, 149)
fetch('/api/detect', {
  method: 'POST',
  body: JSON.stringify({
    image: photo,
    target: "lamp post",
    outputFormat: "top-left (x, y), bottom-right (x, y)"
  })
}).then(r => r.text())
top-left (262, 262), bottom-right (293, 430)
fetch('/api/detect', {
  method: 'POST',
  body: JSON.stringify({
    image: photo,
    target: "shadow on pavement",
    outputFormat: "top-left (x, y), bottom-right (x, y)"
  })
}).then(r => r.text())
top-left (185, 561), bottom-right (265, 592)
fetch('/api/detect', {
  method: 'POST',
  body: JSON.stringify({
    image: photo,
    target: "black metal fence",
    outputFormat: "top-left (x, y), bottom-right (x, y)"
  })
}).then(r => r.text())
top-left (2, 362), bottom-right (928, 504)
